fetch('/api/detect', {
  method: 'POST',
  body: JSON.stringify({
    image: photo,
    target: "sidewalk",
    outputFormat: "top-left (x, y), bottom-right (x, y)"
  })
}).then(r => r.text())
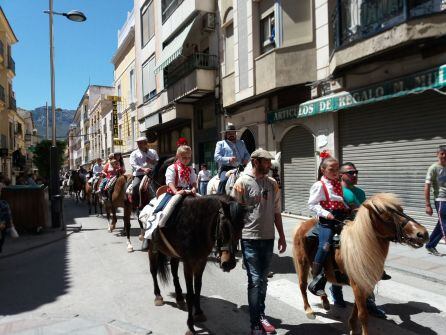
top-left (281, 216), bottom-right (446, 285)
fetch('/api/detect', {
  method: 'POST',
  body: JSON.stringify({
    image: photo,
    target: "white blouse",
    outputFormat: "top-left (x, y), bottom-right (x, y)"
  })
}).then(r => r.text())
top-left (165, 164), bottom-right (197, 189)
top-left (308, 176), bottom-right (348, 219)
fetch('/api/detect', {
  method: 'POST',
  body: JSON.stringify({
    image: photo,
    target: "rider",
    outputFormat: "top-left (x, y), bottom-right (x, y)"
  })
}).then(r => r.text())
top-left (89, 158), bottom-right (103, 188)
top-left (100, 156), bottom-right (125, 196)
top-left (77, 165), bottom-right (88, 183)
top-left (214, 123), bottom-right (250, 194)
top-left (307, 155), bottom-right (348, 297)
top-left (129, 136), bottom-right (159, 209)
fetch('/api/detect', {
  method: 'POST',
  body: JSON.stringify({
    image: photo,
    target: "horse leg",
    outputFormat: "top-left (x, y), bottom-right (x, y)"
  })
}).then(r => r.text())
top-left (124, 204), bottom-right (133, 252)
top-left (293, 245), bottom-right (315, 319)
top-left (149, 247), bottom-right (164, 306)
top-left (183, 263), bottom-right (196, 335)
top-left (170, 258), bottom-right (185, 309)
top-left (136, 208), bottom-right (144, 241)
top-left (192, 260), bottom-right (207, 323)
top-left (350, 282), bottom-right (369, 335)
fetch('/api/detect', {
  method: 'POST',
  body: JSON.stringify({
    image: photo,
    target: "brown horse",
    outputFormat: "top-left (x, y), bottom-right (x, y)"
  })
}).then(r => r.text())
top-left (85, 177), bottom-right (102, 215)
top-left (148, 194), bottom-right (246, 335)
top-left (292, 193), bottom-right (429, 335)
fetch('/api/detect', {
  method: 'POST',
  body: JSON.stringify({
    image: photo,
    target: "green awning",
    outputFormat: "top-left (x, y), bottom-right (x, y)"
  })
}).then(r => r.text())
top-left (268, 64), bottom-right (446, 124)
top-left (154, 18), bottom-right (197, 75)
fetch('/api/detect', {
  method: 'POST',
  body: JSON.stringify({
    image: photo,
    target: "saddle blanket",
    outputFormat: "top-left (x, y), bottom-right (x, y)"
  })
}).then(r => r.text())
top-left (140, 193), bottom-right (183, 240)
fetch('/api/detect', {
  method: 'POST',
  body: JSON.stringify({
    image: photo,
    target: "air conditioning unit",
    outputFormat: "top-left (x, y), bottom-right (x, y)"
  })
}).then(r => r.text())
top-left (203, 12), bottom-right (216, 32)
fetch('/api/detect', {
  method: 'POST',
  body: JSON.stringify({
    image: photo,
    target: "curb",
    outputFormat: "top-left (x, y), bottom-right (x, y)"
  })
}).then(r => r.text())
top-left (0, 225), bottom-right (82, 260)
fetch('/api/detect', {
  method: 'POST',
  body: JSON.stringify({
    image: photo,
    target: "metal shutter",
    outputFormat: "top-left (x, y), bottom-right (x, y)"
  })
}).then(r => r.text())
top-left (281, 126), bottom-right (316, 216)
top-left (339, 92), bottom-right (446, 231)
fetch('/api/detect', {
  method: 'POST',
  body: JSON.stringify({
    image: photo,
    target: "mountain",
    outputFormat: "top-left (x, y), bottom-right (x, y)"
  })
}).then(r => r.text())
top-left (18, 106), bottom-right (75, 140)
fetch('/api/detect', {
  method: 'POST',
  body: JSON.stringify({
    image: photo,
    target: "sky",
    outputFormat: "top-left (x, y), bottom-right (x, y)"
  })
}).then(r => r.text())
top-left (1, 0), bottom-right (134, 111)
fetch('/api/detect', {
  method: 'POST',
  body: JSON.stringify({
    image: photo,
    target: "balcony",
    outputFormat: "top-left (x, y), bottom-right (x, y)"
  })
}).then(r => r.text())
top-left (0, 85), bottom-right (5, 104)
top-left (331, 0), bottom-right (446, 70)
top-left (9, 95), bottom-right (16, 111)
top-left (7, 56), bottom-right (15, 76)
top-left (166, 53), bottom-right (217, 102)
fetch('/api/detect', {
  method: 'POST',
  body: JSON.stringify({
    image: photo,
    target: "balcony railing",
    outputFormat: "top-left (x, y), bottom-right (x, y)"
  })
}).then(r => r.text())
top-left (332, 0), bottom-right (446, 49)
top-left (0, 85), bottom-right (4, 103)
top-left (9, 96), bottom-right (16, 111)
top-left (165, 53), bottom-right (218, 87)
top-left (8, 56), bottom-right (15, 74)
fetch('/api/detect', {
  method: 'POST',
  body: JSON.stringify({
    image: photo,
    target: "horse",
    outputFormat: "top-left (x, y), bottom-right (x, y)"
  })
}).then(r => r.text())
top-left (103, 157), bottom-right (173, 252)
top-left (70, 171), bottom-right (84, 203)
top-left (292, 193), bottom-right (429, 335)
top-left (148, 194), bottom-right (246, 335)
top-left (85, 176), bottom-right (102, 215)
top-left (206, 164), bottom-right (245, 195)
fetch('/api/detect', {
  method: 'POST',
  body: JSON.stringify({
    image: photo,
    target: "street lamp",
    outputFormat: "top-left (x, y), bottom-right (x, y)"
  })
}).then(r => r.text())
top-left (44, 1), bottom-right (86, 228)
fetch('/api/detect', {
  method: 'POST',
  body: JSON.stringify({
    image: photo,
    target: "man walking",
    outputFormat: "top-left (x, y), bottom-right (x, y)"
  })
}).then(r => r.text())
top-left (214, 123), bottom-right (250, 194)
top-left (231, 149), bottom-right (286, 335)
top-left (129, 136), bottom-right (159, 208)
top-left (425, 145), bottom-right (446, 256)
top-left (329, 162), bottom-right (387, 318)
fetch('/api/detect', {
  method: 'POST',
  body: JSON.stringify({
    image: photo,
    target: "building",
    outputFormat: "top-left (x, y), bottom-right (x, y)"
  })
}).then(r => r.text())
top-left (0, 6), bottom-right (18, 179)
top-left (111, 9), bottom-right (139, 168)
top-left (68, 85), bottom-right (114, 170)
top-left (218, 0), bottom-right (316, 214)
top-left (134, 0), bottom-right (219, 171)
top-left (17, 108), bottom-right (38, 172)
top-left (266, 1), bottom-right (446, 231)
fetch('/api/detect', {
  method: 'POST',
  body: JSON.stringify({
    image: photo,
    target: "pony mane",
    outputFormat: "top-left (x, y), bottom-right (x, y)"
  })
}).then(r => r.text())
top-left (340, 193), bottom-right (402, 294)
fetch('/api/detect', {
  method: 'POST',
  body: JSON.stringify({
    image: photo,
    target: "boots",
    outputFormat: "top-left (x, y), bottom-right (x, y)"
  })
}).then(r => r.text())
top-left (308, 262), bottom-right (327, 296)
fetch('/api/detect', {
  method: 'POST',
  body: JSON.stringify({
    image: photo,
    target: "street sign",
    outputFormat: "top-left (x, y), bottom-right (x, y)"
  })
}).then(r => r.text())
top-left (113, 139), bottom-right (123, 146)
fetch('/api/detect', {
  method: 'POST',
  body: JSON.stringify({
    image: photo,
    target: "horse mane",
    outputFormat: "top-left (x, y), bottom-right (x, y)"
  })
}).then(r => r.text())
top-left (340, 193), bottom-right (402, 294)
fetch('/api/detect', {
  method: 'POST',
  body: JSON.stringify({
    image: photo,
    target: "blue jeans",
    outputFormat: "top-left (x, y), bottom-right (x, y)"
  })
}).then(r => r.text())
top-left (199, 181), bottom-right (208, 195)
top-left (217, 170), bottom-right (229, 194)
top-left (426, 201), bottom-right (446, 249)
top-left (241, 239), bottom-right (274, 330)
top-left (314, 222), bottom-right (335, 264)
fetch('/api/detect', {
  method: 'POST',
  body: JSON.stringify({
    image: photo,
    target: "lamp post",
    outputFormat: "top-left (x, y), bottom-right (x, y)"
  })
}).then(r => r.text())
top-left (45, 1), bottom-right (86, 228)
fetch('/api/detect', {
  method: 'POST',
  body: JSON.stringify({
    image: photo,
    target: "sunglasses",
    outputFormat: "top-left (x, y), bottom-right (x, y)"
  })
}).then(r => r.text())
top-left (343, 170), bottom-right (358, 176)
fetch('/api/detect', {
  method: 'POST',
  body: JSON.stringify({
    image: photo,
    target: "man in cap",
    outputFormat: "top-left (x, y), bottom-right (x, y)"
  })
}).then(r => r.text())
top-left (214, 122), bottom-right (250, 194)
top-left (129, 136), bottom-right (159, 208)
top-left (231, 148), bottom-right (286, 335)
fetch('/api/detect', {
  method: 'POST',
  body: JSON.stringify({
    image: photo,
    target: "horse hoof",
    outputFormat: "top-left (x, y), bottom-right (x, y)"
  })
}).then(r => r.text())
top-left (176, 299), bottom-right (186, 310)
top-left (138, 234), bottom-right (144, 241)
top-left (154, 297), bottom-right (164, 306)
top-left (127, 244), bottom-right (134, 253)
top-left (193, 313), bottom-right (206, 322)
top-left (305, 308), bottom-right (316, 320)
top-left (185, 331), bottom-right (194, 335)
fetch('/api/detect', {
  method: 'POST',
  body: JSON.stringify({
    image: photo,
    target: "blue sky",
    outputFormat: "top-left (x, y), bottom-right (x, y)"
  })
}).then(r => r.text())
top-left (2, 0), bottom-right (134, 110)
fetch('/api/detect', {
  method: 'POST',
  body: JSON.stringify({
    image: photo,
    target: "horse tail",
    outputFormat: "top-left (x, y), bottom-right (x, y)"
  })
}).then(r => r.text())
top-left (157, 252), bottom-right (170, 284)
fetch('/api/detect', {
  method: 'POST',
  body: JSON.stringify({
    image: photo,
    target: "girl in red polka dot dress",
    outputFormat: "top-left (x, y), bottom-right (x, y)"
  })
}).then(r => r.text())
top-left (307, 156), bottom-right (349, 297)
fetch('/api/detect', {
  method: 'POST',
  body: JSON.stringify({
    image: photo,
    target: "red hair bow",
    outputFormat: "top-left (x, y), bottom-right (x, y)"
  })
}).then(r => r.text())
top-left (319, 150), bottom-right (331, 159)
top-left (176, 137), bottom-right (188, 147)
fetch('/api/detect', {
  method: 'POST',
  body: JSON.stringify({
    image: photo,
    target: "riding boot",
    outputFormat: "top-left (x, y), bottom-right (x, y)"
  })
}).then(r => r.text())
top-left (308, 262), bottom-right (327, 297)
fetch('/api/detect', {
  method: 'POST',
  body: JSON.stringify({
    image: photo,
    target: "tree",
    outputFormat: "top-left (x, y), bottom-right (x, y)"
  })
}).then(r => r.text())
top-left (32, 140), bottom-right (67, 180)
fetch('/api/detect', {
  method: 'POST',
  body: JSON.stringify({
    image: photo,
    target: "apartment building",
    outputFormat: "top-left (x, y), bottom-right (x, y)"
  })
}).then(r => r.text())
top-left (135, 0), bottom-right (219, 170)
top-left (112, 9), bottom-right (139, 168)
top-left (267, 0), bottom-right (446, 230)
top-left (0, 7), bottom-right (18, 179)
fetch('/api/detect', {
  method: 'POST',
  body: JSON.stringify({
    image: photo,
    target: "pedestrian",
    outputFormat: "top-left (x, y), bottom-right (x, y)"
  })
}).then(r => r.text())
top-left (0, 179), bottom-right (19, 253)
top-left (425, 145), bottom-right (446, 256)
top-left (197, 163), bottom-right (211, 195)
top-left (153, 145), bottom-right (197, 214)
top-left (231, 148), bottom-right (286, 335)
top-left (329, 162), bottom-right (387, 318)
top-left (214, 122), bottom-right (250, 194)
top-left (307, 155), bottom-right (348, 297)
top-left (129, 137), bottom-right (159, 208)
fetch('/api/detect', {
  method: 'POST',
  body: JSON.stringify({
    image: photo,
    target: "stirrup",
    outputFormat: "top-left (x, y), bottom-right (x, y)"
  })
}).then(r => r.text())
top-left (308, 273), bottom-right (327, 296)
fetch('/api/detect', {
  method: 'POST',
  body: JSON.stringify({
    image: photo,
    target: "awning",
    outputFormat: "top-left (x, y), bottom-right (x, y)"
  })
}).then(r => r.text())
top-left (267, 64), bottom-right (446, 124)
top-left (154, 18), bottom-right (197, 74)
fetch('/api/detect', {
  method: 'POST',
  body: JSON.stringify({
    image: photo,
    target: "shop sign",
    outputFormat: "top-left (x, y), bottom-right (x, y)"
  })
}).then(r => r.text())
top-left (113, 139), bottom-right (123, 146)
top-left (268, 64), bottom-right (446, 123)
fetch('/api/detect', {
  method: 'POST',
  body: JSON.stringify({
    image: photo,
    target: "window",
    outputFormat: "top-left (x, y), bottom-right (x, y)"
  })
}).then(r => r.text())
top-left (131, 117), bottom-right (135, 144)
top-left (142, 56), bottom-right (156, 102)
top-left (162, 0), bottom-right (184, 23)
top-left (129, 69), bottom-right (135, 102)
top-left (225, 24), bottom-right (234, 74)
top-left (260, 13), bottom-right (275, 54)
top-left (141, 1), bottom-right (155, 47)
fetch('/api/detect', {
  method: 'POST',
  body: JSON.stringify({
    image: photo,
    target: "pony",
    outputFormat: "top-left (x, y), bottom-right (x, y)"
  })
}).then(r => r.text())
top-left (85, 176), bottom-right (102, 215)
top-left (148, 194), bottom-right (246, 335)
top-left (103, 156), bottom-right (173, 252)
top-left (292, 193), bottom-right (429, 335)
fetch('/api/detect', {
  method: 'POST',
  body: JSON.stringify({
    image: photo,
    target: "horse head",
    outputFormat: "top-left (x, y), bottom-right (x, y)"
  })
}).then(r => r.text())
top-left (216, 196), bottom-right (246, 272)
top-left (362, 193), bottom-right (429, 248)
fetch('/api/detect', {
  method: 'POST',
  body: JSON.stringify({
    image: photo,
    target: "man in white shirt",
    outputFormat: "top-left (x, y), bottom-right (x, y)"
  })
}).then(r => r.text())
top-left (129, 136), bottom-right (159, 208)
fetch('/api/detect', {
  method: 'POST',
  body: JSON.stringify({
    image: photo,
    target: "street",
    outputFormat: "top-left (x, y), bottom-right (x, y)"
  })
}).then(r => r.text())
top-left (1, 198), bottom-right (445, 335)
